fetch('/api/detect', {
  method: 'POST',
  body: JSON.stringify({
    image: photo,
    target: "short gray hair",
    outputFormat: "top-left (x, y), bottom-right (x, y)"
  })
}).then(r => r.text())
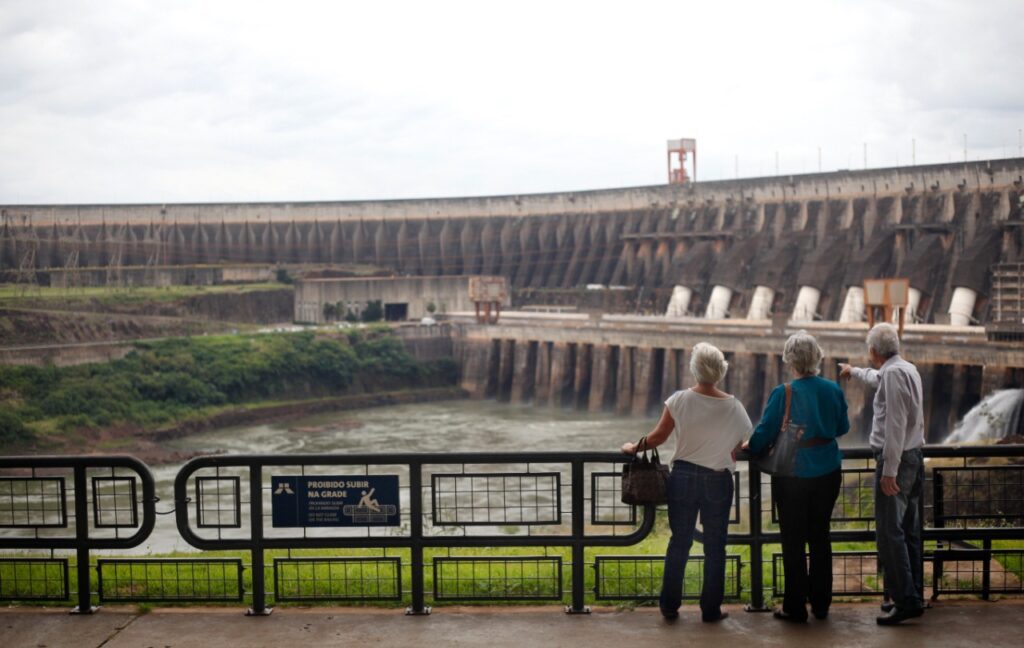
top-left (783, 330), bottom-right (823, 376)
top-left (867, 322), bottom-right (900, 358)
top-left (690, 342), bottom-right (728, 385)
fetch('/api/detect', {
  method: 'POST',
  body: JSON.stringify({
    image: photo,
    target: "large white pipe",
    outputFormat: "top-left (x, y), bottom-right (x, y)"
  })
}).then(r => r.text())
top-left (906, 287), bottom-right (923, 323)
top-left (948, 287), bottom-right (978, 326)
top-left (665, 285), bottom-right (692, 318)
top-left (839, 287), bottom-right (865, 323)
top-left (704, 285), bottom-right (733, 319)
top-left (791, 286), bottom-right (821, 322)
top-left (746, 285), bottom-right (774, 320)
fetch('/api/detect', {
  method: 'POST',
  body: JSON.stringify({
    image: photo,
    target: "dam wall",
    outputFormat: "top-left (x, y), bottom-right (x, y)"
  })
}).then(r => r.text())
top-left (3, 159), bottom-right (1023, 326)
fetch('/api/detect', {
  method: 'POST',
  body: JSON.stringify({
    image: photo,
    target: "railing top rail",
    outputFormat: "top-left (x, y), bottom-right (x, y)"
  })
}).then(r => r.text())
top-left (169, 444), bottom-right (1024, 471)
top-left (0, 454), bottom-right (157, 551)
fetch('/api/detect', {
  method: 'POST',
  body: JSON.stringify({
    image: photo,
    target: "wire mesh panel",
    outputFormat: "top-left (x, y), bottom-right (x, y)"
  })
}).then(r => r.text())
top-left (771, 469), bottom-right (875, 526)
top-left (590, 471), bottom-right (636, 525)
top-left (593, 555), bottom-right (742, 601)
top-left (0, 558), bottom-right (69, 601)
top-left (772, 551), bottom-right (884, 597)
top-left (431, 473), bottom-right (561, 525)
top-left (933, 549), bottom-right (1024, 596)
top-left (196, 476), bottom-right (242, 528)
top-left (0, 477), bottom-right (67, 528)
top-left (91, 477), bottom-right (138, 528)
top-left (831, 469), bottom-right (876, 524)
top-left (97, 559), bottom-right (244, 602)
top-left (934, 467), bottom-right (1024, 527)
top-left (273, 557), bottom-right (402, 602)
top-left (433, 556), bottom-right (562, 601)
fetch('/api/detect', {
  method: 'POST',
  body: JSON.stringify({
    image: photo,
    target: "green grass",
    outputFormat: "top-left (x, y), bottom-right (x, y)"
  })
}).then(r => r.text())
top-left (4, 525), bottom-right (1024, 609)
top-left (0, 282), bottom-right (291, 305)
top-left (993, 540), bottom-right (1024, 580)
top-left (0, 282), bottom-right (292, 309)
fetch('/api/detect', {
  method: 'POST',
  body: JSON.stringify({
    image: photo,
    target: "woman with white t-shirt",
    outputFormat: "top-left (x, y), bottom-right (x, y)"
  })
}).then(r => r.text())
top-left (622, 342), bottom-right (752, 623)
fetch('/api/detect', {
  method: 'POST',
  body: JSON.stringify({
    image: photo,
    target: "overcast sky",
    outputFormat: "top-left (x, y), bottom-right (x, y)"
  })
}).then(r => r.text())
top-left (1, 0), bottom-right (1022, 205)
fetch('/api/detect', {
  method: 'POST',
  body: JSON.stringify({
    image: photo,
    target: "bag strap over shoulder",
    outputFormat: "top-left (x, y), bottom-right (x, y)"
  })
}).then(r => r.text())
top-left (780, 383), bottom-right (792, 434)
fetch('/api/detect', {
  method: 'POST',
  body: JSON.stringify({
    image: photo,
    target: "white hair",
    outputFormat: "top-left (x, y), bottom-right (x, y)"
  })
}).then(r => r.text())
top-left (689, 342), bottom-right (728, 385)
top-left (867, 322), bottom-right (901, 358)
top-left (783, 330), bottom-right (823, 376)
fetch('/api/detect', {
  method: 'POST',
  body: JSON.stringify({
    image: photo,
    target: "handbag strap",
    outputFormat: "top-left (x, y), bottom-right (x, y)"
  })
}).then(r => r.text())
top-left (635, 435), bottom-right (660, 462)
top-left (780, 383), bottom-right (792, 434)
top-left (636, 435), bottom-right (648, 452)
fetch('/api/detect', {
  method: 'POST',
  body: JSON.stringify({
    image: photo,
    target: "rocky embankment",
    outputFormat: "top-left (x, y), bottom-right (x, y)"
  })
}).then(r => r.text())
top-left (0, 288), bottom-right (294, 347)
top-left (0, 307), bottom-right (235, 347)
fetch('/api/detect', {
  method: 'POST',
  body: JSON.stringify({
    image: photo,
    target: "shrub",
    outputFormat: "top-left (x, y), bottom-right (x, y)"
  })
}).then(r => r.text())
top-left (361, 300), bottom-right (383, 322)
top-left (0, 409), bottom-right (33, 445)
top-left (0, 330), bottom-right (452, 434)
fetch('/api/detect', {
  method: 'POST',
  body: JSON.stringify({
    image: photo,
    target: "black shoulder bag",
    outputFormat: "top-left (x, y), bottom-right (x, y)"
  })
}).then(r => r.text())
top-left (752, 383), bottom-right (804, 477)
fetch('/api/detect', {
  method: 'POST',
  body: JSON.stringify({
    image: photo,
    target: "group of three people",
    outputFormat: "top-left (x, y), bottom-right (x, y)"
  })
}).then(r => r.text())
top-left (621, 322), bottom-right (926, 626)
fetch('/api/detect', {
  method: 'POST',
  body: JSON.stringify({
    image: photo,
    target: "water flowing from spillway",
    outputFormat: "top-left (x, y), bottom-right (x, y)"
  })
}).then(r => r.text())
top-left (943, 388), bottom-right (1024, 445)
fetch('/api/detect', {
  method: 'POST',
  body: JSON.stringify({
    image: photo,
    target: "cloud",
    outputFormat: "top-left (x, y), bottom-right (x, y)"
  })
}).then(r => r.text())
top-left (0, 0), bottom-right (1021, 204)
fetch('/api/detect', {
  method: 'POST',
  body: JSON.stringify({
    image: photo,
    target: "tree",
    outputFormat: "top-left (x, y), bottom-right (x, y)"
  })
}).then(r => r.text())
top-left (361, 300), bottom-right (383, 322)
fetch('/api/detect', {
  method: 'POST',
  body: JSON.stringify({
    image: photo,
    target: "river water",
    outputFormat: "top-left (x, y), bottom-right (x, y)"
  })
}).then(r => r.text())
top-left (138, 400), bottom-right (655, 553)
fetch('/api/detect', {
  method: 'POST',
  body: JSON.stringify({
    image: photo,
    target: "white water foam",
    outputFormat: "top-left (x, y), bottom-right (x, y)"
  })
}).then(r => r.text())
top-left (943, 388), bottom-right (1024, 445)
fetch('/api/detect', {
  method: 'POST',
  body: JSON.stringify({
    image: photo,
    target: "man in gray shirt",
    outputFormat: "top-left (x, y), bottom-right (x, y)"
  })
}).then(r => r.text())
top-left (840, 322), bottom-right (926, 625)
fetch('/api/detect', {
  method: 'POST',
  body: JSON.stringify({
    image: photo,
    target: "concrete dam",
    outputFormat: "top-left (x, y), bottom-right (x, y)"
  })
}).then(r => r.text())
top-left (4, 159), bottom-right (1024, 440)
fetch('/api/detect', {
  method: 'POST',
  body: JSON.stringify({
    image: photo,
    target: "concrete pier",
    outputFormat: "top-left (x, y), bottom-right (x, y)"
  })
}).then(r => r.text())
top-left (453, 313), bottom-right (1024, 441)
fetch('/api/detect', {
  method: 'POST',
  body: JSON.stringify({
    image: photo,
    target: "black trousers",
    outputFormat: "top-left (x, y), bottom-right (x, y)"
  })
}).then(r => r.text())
top-left (773, 469), bottom-right (842, 618)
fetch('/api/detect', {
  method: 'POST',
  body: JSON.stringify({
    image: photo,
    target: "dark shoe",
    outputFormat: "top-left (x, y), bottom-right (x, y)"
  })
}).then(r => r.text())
top-left (880, 601), bottom-right (895, 613)
top-left (773, 608), bottom-right (807, 623)
top-left (660, 608), bottom-right (679, 621)
top-left (702, 611), bottom-right (729, 623)
top-left (876, 606), bottom-right (924, 626)
top-left (812, 609), bottom-right (828, 620)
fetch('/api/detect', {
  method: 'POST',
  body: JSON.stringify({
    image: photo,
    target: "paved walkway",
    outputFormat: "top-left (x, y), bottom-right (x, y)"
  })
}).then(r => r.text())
top-left (3, 600), bottom-right (1024, 648)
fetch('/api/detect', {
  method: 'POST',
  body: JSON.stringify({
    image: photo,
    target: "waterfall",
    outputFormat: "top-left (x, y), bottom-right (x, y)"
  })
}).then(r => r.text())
top-left (943, 389), bottom-right (1024, 445)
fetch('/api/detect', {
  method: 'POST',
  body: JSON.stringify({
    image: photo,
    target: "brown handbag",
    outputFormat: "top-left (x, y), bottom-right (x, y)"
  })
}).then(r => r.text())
top-left (621, 435), bottom-right (671, 505)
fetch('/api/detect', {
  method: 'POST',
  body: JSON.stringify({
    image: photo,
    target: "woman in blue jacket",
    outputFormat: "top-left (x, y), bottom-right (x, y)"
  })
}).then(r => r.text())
top-left (746, 331), bottom-right (849, 622)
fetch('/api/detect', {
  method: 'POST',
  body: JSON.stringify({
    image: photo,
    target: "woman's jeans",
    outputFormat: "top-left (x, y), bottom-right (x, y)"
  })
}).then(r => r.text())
top-left (773, 469), bottom-right (842, 618)
top-left (660, 460), bottom-right (734, 619)
top-left (874, 448), bottom-right (925, 611)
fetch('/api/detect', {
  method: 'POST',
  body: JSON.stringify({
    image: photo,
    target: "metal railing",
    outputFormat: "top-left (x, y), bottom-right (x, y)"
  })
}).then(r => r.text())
top-left (1, 446), bottom-right (1023, 614)
top-left (172, 452), bottom-right (655, 614)
top-left (0, 455), bottom-right (156, 612)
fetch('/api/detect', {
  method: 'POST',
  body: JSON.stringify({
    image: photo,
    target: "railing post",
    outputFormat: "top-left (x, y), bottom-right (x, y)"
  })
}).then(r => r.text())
top-left (982, 539), bottom-right (992, 601)
top-left (407, 461), bottom-right (429, 614)
top-left (247, 463), bottom-right (270, 616)
top-left (566, 459), bottom-right (590, 613)
top-left (71, 464), bottom-right (95, 614)
top-left (931, 470), bottom-right (944, 600)
top-left (744, 463), bottom-right (770, 611)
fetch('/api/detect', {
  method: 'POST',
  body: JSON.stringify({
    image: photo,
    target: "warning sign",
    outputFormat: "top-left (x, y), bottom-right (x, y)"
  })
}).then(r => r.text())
top-left (270, 475), bottom-right (400, 527)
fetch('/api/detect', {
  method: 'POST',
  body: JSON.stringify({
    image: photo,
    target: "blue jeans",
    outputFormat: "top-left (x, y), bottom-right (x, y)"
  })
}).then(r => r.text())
top-left (660, 460), bottom-right (734, 619)
top-left (874, 448), bottom-right (924, 611)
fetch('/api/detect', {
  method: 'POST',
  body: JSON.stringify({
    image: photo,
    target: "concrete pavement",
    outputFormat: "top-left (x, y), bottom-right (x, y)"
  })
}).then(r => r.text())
top-left (3, 600), bottom-right (1023, 648)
